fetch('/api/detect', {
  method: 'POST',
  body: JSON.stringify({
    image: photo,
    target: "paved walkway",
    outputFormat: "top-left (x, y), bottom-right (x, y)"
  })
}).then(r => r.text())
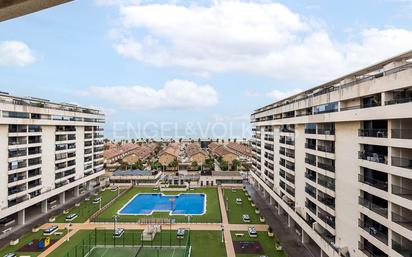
top-left (218, 186), bottom-right (236, 257)
top-left (247, 184), bottom-right (317, 257)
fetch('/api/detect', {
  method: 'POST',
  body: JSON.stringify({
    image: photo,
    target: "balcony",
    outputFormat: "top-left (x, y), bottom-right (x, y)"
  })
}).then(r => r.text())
top-left (318, 176), bottom-right (335, 191)
top-left (318, 210), bottom-right (335, 228)
top-left (318, 193), bottom-right (335, 209)
top-left (9, 125), bottom-right (27, 133)
top-left (305, 143), bottom-right (316, 150)
top-left (304, 128), bottom-right (316, 134)
top-left (359, 240), bottom-right (388, 257)
top-left (317, 128), bottom-right (335, 135)
top-left (392, 129), bottom-right (412, 139)
top-left (358, 129), bottom-right (388, 138)
top-left (358, 151), bottom-right (387, 164)
top-left (385, 87), bottom-right (412, 106)
top-left (358, 196), bottom-right (388, 218)
top-left (305, 157), bottom-right (316, 166)
top-left (305, 200), bottom-right (316, 214)
top-left (358, 174), bottom-right (388, 191)
top-left (358, 218), bottom-right (388, 245)
top-left (317, 144), bottom-right (335, 153)
top-left (392, 156), bottom-right (412, 170)
top-left (305, 171), bottom-right (316, 182)
top-left (392, 235), bottom-right (412, 257)
top-left (8, 149), bottom-right (27, 158)
top-left (305, 185), bottom-right (316, 198)
top-left (317, 161), bottom-right (335, 172)
top-left (392, 211), bottom-right (412, 231)
top-left (392, 184), bottom-right (412, 200)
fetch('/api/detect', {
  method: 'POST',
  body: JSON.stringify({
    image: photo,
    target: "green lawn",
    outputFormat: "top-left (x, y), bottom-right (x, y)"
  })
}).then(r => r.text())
top-left (95, 187), bottom-right (222, 223)
top-left (0, 229), bottom-right (67, 257)
top-left (54, 189), bottom-right (121, 223)
top-left (224, 189), bottom-right (263, 224)
top-left (231, 231), bottom-right (286, 257)
top-left (49, 229), bottom-right (226, 257)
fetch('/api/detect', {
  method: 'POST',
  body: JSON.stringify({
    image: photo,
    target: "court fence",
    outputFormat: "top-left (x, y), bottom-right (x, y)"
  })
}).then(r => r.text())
top-left (61, 228), bottom-right (191, 257)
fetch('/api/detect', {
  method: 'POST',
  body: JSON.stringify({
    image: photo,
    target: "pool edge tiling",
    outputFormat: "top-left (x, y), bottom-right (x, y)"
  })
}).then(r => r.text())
top-left (117, 193), bottom-right (207, 216)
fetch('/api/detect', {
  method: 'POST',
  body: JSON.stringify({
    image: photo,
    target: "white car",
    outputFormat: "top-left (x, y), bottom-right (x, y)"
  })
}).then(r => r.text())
top-left (242, 214), bottom-right (250, 223)
top-left (248, 226), bottom-right (257, 237)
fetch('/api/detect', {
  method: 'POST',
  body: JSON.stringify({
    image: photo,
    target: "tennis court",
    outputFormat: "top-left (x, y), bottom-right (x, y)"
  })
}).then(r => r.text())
top-left (85, 246), bottom-right (187, 257)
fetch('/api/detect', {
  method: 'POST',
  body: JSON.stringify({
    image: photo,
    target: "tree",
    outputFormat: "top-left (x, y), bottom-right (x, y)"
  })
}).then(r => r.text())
top-left (232, 159), bottom-right (240, 171)
top-left (191, 161), bottom-right (198, 170)
top-left (220, 160), bottom-right (229, 171)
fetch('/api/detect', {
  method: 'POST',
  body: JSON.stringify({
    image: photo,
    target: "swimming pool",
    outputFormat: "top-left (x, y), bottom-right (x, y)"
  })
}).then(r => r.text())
top-left (118, 193), bottom-right (206, 215)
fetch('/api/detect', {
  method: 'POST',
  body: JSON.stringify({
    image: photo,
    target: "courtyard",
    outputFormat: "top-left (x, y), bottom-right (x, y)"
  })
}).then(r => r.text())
top-left (0, 186), bottom-right (285, 257)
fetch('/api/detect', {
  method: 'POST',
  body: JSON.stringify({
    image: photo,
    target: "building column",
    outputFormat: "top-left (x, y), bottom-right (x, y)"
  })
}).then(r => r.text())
top-left (302, 230), bottom-right (310, 244)
top-left (18, 209), bottom-right (25, 225)
top-left (41, 200), bottom-right (48, 214)
top-left (287, 215), bottom-right (294, 228)
top-left (269, 197), bottom-right (273, 206)
top-left (59, 191), bottom-right (66, 205)
top-left (74, 185), bottom-right (80, 197)
top-left (277, 206), bottom-right (284, 215)
top-left (320, 250), bottom-right (326, 257)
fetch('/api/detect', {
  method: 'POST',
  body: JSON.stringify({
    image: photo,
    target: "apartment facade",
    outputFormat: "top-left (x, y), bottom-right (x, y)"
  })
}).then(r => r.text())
top-left (0, 93), bottom-right (105, 236)
top-left (250, 51), bottom-right (412, 257)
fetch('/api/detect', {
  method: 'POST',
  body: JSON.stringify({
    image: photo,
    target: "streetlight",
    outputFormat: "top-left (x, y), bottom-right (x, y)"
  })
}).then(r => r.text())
top-left (113, 215), bottom-right (119, 233)
top-left (221, 224), bottom-right (224, 243)
top-left (66, 223), bottom-right (72, 242)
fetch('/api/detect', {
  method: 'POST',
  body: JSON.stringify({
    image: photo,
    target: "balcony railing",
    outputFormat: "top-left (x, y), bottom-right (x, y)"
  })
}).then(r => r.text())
top-left (305, 201), bottom-right (316, 214)
top-left (358, 242), bottom-right (387, 257)
top-left (392, 212), bottom-right (412, 229)
top-left (392, 185), bottom-right (412, 198)
top-left (392, 156), bottom-right (412, 169)
top-left (358, 174), bottom-right (388, 191)
top-left (318, 195), bottom-right (335, 209)
top-left (318, 211), bottom-right (335, 228)
top-left (385, 96), bottom-right (412, 105)
top-left (318, 178), bottom-right (335, 191)
top-left (317, 129), bottom-right (335, 135)
top-left (358, 197), bottom-right (388, 218)
top-left (317, 145), bottom-right (335, 153)
top-left (305, 143), bottom-right (316, 150)
top-left (358, 151), bottom-right (387, 164)
top-left (305, 186), bottom-right (316, 198)
top-left (358, 129), bottom-right (388, 138)
top-left (392, 129), bottom-right (412, 139)
top-left (392, 239), bottom-right (412, 257)
top-left (305, 172), bottom-right (316, 182)
top-left (305, 158), bottom-right (316, 166)
top-left (358, 219), bottom-right (388, 245)
top-left (318, 162), bottom-right (335, 172)
top-left (304, 128), bottom-right (316, 134)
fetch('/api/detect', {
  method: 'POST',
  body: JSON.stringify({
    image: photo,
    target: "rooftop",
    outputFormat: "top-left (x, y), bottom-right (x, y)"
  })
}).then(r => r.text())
top-left (0, 91), bottom-right (104, 116)
top-left (253, 50), bottom-right (412, 115)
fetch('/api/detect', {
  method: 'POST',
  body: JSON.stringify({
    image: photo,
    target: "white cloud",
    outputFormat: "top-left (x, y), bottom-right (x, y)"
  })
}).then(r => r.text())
top-left (266, 88), bottom-right (303, 101)
top-left (0, 41), bottom-right (36, 67)
top-left (107, 1), bottom-right (412, 82)
top-left (83, 79), bottom-right (218, 111)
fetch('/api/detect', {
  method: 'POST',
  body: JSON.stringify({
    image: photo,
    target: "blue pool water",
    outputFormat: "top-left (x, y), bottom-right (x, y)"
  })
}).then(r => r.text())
top-left (118, 193), bottom-right (206, 215)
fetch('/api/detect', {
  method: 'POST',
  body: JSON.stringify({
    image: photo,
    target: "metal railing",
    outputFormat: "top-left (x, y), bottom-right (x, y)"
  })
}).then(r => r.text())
top-left (358, 129), bottom-right (388, 138)
top-left (392, 156), bottom-right (412, 169)
top-left (358, 151), bottom-right (387, 164)
top-left (358, 197), bottom-right (388, 218)
top-left (392, 129), bottom-right (412, 139)
top-left (358, 174), bottom-right (388, 191)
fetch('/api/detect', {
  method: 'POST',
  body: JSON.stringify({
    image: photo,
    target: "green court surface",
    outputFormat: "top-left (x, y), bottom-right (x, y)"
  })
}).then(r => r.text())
top-left (86, 246), bottom-right (186, 257)
top-left (224, 188), bottom-right (263, 224)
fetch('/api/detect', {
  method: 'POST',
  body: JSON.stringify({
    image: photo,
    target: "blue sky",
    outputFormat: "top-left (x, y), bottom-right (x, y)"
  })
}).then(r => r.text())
top-left (1, 0), bottom-right (412, 139)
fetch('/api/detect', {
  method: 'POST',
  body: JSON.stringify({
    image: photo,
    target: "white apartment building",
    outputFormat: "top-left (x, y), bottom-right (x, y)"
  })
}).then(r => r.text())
top-left (0, 92), bottom-right (105, 237)
top-left (250, 51), bottom-right (412, 257)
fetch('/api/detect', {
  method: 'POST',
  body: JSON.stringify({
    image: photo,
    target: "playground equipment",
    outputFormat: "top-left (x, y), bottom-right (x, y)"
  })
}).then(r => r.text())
top-left (141, 225), bottom-right (161, 241)
top-left (37, 237), bottom-right (50, 249)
